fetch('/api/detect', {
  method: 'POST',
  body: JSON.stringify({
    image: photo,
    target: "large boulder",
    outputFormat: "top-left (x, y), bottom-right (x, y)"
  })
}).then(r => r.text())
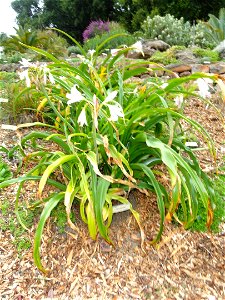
top-left (142, 40), bottom-right (170, 51)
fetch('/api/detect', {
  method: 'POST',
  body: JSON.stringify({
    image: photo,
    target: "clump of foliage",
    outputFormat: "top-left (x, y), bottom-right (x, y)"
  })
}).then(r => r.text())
top-left (192, 47), bottom-right (220, 62)
top-left (83, 22), bottom-right (136, 51)
top-left (140, 13), bottom-right (222, 49)
top-left (201, 8), bottom-right (225, 46)
top-left (67, 45), bottom-right (83, 56)
top-left (141, 14), bottom-right (193, 46)
top-left (2, 26), bottom-right (68, 60)
top-left (192, 22), bottom-right (216, 49)
top-left (0, 199), bottom-right (39, 253)
top-left (83, 20), bottom-right (110, 41)
top-left (0, 29), bottom-right (220, 274)
top-left (0, 52), bottom-right (24, 64)
top-left (2, 25), bottom-right (39, 54)
top-left (0, 158), bottom-right (12, 182)
top-left (0, 71), bottom-right (39, 122)
top-left (150, 46), bottom-right (185, 65)
top-left (181, 175), bottom-right (225, 233)
top-left (36, 30), bottom-right (68, 59)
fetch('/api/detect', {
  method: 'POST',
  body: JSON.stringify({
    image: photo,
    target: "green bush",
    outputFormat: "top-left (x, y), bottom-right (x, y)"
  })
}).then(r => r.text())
top-left (0, 70), bottom-right (41, 122)
top-left (36, 30), bottom-right (68, 59)
top-left (201, 8), bottom-right (225, 45)
top-left (67, 45), bottom-right (83, 56)
top-left (192, 23), bottom-right (216, 49)
top-left (0, 52), bottom-right (25, 64)
top-left (150, 46), bottom-right (185, 65)
top-left (2, 25), bottom-right (39, 54)
top-left (140, 14), bottom-right (219, 49)
top-left (83, 22), bottom-right (136, 51)
top-left (141, 14), bottom-right (193, 46)
top-left (0, 30), bottom-right (219, 274)
top-left (192, 47), bottom-right (220, 62)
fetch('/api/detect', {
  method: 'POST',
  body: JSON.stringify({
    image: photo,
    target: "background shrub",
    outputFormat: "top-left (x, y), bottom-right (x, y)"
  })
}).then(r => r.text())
top-left (83, 22), bottom-right (136, 51)
top-left (141, 14), bottom-right (193, 46)
top-left (83, 20), bottom-right (110, 41)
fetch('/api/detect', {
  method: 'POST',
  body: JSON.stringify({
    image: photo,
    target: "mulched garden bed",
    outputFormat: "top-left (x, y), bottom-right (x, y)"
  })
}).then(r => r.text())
top-left (0, 97), bottom-right (225, 299)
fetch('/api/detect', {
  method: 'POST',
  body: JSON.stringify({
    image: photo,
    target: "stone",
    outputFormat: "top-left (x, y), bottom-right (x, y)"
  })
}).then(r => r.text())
top-left (209, 62), bottom-right (225, 74)
top-left (191, 64), bottom-right (210, 73)
top-left (0, 63), bottom-right (19, 72)
top-left (179, 71), bottom-right (191, 77)
top-left (175, 49), bottom-right (200, 64)
top-left (126, 39), bottom-right (170, 59)
top-left (126, 51), bottom-right (145, 59)
top-left (165, 63), bottom-right (192, 73)
top-left (148, 63), bottom-right (164, 76)
top-left (142, 39), bottom-right (170, 51)
top-left (213, 40), bottom-right (225, 53)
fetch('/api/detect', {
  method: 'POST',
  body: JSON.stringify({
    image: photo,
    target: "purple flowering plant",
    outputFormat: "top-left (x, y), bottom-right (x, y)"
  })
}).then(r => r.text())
top-left (83, 20), bottom-right (110, 41)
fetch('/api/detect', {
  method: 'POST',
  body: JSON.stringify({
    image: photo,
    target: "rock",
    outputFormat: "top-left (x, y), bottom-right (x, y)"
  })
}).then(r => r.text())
top-left (127, 39), bottom-right (170, 59)
top-left (165, 63), bottom-right (192, 73)
top-left (179, 71), bottom-right (191, 77)
top-left (148, 63), bottom-right (164, 76)
top-left (175, 49), bottom-right (200, 64)
top-left (213, 40), bottom-right (225, 53)
top-left (126, 51), bottom-right (145, 59)
top-left (191, 64), bottom-right (210, 73)
top-left (142, 48), bottom-right (156, 59)
top-left (0, 63), bottom-right (20, 72)
top-left (142, 39), bottom-right (170, 51)
top-left (209, 62), bottom-right (225, 74)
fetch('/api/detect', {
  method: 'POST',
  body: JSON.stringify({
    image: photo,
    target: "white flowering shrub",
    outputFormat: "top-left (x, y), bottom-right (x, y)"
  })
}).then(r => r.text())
top-left (141, 14), bottom-right (192, 46)
top-left (192, 23), bottom-right (216, 49)
top-left (141, 14), bottom-right (216, 49)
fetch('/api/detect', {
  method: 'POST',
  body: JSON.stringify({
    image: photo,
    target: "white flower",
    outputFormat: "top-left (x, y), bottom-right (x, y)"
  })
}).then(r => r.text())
top-left (19, 58), bottom-right (34, 68)
top-left (131, 41), bottom-right (144, 56)
top-left (77, 108), bottom-right (87, 127)
top-left (18, 69), bottom-right (31, 87)
top-left (196, 78), bottom-right (213, 99)
top-left (160, 82), bottom-right (168, 89)
top-left (111, 49), bottom-right (120, 56)
top-left (66, 84), bottom-right (85, 105)
top-left (42, 64), bottom-right (55, 85)
top-left (0, 98), bottom-right (8, 103)
top-left (104, 91), bottom-right (118, 103)
top-left (48, 72), bottom-right (55, 84)
top-left (174, 94), bottom-right (183, 108)
top-left (88, 49), bottom-right (96, 57)
top-left (107, 103), bottom-right (124, 121)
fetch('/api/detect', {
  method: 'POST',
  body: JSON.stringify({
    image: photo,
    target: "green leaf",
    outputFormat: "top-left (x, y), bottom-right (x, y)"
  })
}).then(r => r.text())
top-left (132, 163), bottom-right (165, 243)
top-left (33, 193), bottom-right (64, 273)
top-left (38, 154), bottom-right (78, 197)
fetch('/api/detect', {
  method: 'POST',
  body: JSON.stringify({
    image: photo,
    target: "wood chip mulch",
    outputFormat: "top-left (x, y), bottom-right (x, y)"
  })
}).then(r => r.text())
top-left (0, 97), bottom-right (225, 300)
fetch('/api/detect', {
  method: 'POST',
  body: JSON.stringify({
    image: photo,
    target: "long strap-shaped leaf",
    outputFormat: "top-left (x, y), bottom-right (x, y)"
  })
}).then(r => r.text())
top-left (38, 155), bottom-right (78, 197)
top-left (0, 176), bottom-right (66, 190)
top-left (132, 163), bottom-right (165, 243)
top-left (33, 193), bottom-right (64, 273)
top-left (94, 177), bottom-right (112, 243)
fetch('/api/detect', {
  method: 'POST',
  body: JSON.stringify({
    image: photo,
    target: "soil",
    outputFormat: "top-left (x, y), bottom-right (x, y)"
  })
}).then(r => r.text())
top-left (0, 97), bottom-right (225, 300)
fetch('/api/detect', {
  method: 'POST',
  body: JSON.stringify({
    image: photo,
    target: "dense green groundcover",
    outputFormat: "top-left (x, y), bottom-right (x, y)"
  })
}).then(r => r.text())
top-left (0, 31), bottom-right (225, 273)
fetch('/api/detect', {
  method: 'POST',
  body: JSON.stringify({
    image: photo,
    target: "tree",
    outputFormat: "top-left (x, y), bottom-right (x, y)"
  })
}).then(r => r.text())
top-left (152, 0), bottom-right (225, 22)
top-left (11, 0), bottom-right (115, 41)
top-left (11, 0), bottom-right (42, 28)
top-left (114, 0), bottom-right (154, 32)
